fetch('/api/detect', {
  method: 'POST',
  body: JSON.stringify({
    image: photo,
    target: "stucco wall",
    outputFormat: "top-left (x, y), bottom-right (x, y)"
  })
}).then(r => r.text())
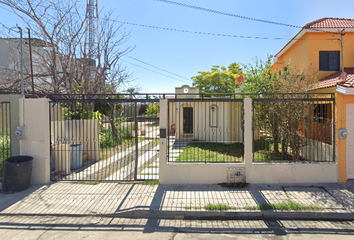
top-left (19, 98), bottom-right (50, 184)
top-left (160, 98), bottom-right (338, 184)
top-left (336, 92), bottom-right (354, 182)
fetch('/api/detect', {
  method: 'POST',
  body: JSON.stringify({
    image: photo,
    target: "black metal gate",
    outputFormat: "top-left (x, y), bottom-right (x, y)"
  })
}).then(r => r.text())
top-left (49, 94), bottom-right (161, 182)
top-left (0, 102), bottom-right (11, 182)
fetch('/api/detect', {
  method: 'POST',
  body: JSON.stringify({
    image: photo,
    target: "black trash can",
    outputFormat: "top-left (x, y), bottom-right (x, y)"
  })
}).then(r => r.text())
top-left (1, 156), bottom-right (33, 193)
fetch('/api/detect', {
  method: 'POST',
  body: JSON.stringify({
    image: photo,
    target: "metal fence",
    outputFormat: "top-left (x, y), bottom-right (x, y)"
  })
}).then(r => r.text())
top-left (49, 94), bottom-right (161, 181)
top-left (167, 95), bottom-right (244, 163)
top-left (0, 102), bottom-right (11, 181)
top-left (252, 93), bottom-right (335, 162)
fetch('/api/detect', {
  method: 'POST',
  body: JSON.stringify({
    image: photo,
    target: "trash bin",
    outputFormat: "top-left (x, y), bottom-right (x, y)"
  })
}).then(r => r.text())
top-left (70, 144), bottom-right (83, 170)
top-left (1, 156), bottom-right (33, 193)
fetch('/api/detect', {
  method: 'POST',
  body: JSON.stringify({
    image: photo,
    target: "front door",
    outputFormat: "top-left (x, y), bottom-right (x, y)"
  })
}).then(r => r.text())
top-left (183, 107), bottom-right (193, 133)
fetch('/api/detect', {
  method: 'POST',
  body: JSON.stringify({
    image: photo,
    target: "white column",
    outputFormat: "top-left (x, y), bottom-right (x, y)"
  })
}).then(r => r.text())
top-left (159, 99), bottom-right (168, 184)
top-left (20, 98), bottom-right (51, 184)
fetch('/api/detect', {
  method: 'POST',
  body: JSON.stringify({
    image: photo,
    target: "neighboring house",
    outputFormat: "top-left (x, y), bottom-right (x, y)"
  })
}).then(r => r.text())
top-left (0, 38), bottom-right (55, 94)
top-left (273, 17), bottom-right (354, 182)
top-left (168, 85), bottom-right (260, 143)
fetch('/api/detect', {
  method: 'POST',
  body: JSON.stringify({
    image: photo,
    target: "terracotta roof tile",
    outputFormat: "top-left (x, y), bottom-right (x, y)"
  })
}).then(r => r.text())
top-left (303, 17), bottom-right (354, 29)
top-left (314, 68), bottom-right (354, 89)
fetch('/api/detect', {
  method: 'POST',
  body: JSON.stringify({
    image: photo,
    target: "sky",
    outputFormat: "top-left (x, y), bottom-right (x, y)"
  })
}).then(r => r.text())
top-left (1, 0), bottom-right (354, 93)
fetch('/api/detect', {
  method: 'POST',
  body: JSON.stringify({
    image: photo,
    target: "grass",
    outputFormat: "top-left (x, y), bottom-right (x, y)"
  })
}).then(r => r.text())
top-left (0, 134), bottom-right (11, 182)
top-left (140, 179), bottom-right (159, 185)
top-left (244, 200), bottom-right (323, 211)
top-left (185, 200), bottom-right (323, 211)
top-left (175, 140), bottom-right (244, 162)
top-left (253, 140), bottom-right (305, 162)
top-left (74, 181), bottom-right (100, 185)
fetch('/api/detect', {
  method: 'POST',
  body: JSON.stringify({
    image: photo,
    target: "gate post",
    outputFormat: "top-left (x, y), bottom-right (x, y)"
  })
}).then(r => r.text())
top-left (159, 99), bottom-right (168, 184)
top-left (19, 98), bottom-right (50, 184)
top-left (244, 98), bottom-right (253, 170)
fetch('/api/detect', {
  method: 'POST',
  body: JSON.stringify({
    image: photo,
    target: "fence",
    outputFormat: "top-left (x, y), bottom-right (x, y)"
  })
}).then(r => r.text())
top-left (0, 102), bottom-right (11, 181)
top-left (252, 93), bottom-right (335, 163)
top-left (167, 95), bottom-right (244, 163)
top-left (49, 94), bottom-right (161, 181)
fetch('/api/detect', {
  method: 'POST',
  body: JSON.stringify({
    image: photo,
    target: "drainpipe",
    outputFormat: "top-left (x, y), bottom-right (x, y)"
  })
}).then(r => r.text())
top-left (17, 26), bottom-right (24, 98)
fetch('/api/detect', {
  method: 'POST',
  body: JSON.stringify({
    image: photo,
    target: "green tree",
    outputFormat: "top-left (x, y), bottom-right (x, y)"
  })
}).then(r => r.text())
top-left (242, 56), bottom-right (318, 160)
top-left (191, 63), bottom-right (244, 94)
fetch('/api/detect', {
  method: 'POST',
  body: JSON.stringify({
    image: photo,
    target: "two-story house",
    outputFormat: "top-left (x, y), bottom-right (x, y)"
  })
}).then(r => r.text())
top-left (273, 17), bottom-right (354, 182)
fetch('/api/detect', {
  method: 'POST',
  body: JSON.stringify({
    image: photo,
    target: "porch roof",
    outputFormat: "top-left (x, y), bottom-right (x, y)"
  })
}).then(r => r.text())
top-left (314, 68), bottom-right (354, 89)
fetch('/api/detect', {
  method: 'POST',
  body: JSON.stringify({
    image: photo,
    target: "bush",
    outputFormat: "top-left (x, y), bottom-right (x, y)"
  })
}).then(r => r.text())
top-left (99, 125), bottom-right (132, 149)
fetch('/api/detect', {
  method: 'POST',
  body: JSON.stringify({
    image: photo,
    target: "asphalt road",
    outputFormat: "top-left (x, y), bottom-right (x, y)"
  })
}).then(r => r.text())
top-left (0, 215), bottom-right (353, 239)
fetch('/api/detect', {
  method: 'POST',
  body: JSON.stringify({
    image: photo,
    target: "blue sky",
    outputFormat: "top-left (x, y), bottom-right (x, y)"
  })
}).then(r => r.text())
top-left (1, 0), bottom-right (354, 93)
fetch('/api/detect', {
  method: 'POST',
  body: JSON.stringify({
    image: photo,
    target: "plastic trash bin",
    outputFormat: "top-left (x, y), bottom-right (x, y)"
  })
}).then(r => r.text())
top-left (2, 156), bottom-right (33, 193)
top-left (70, 144), bottom-right (83, 170)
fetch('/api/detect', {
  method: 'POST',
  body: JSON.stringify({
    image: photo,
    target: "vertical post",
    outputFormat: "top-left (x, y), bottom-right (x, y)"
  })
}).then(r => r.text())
top-left (27, 28), bottom-right (35, 97)
top-left (18, 26), bottom-right (24, 98)
top-left (244, 98), bottom-right (253, 167)
top-left (134, 101), bottom-right (138, 180)
top-left (341, 29), bottom-right (345, 79)
top-left (159, 99), bottom-right (168, 184)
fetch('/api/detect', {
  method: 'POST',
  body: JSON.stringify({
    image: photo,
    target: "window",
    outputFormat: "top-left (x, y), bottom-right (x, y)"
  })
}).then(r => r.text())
top-left (314, 104), bottom-right (331, 123)
top-left (319, 51), bottom-right (340, 71)
top-left (209, 105), bottom-right (218, 128)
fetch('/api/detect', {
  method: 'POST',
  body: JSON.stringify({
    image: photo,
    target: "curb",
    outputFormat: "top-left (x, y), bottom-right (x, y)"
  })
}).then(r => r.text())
top-left (1, 210), bottom-right (354, 221)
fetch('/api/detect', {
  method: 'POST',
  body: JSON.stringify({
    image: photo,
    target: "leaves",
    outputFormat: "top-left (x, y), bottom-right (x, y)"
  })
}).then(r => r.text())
top-left (191, 63), bottom-right (244, 95)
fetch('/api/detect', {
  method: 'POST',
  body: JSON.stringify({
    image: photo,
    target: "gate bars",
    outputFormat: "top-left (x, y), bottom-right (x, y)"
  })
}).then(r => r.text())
top-left (167, 97), bottom-right (244, 163)
top-left (252, 93), bottom-right (336, 162)
top-left (49, 94), bottom-right (161, 181)
top-left (0, 102), bottom-right (11, 182)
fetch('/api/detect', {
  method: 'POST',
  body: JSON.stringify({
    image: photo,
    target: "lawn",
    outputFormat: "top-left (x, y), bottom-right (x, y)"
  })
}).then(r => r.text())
top-left (253, 140), bottom-right (305, 162)
top-left (175, 140), bottom-right (244, 163)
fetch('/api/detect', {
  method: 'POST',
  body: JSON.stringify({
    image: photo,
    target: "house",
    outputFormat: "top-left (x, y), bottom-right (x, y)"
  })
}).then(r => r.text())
top-left (168, 85), bottom-right (260, 143)
top-left (0, 37), bottom-right (99, 95)
top-left (272, 17), bottom-right (354, 182)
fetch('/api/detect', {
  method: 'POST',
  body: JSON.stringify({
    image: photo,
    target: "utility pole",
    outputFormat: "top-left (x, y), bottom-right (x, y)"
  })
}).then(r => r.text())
top-left (341, 29), bottom-right (345, 79)
top-left (17, 26), bottom-right (24, 98)
top-left (27, 28), bottom-right (35, 97)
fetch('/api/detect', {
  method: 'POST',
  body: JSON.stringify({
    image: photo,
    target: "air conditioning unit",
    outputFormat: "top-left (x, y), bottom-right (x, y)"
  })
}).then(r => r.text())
top-left (227, 167), bottom-right (246, 184)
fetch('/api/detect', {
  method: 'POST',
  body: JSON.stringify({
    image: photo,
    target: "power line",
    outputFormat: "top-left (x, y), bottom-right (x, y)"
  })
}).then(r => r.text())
top-left (115, 20), bottom-right (338, 41)
top-left (154, 0), bottom-right (302, 29)
top-left (121, 59), bottom-right (191, 84)
top-left (127, 56), bottom-right (190, 81)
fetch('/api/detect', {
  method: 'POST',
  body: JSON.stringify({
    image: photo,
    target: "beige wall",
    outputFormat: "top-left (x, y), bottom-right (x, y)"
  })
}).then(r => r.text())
top-left (19, 98), bottom-right (50, 184)
top-left (160, 98), bottom-right (338, 184)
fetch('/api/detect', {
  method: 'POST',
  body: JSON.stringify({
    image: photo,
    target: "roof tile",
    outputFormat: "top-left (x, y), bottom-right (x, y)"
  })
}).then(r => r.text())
top-left (303, 17), bottom-right (354, 29)
top-left (314, 68), bottom-right (354, 89)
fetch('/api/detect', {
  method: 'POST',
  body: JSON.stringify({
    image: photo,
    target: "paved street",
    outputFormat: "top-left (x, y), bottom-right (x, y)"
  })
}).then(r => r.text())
top-left (0, 215), bottom-right (353, 239)
top-left (1, 181), bottom-right (354, 239)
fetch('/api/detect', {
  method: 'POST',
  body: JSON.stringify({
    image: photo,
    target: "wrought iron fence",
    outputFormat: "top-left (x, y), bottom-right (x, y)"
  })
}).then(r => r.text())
top-left (0, 102), bottom-right (11, 181)
top-left (49, 94), bottom-right (162, 181)
top-left (167, 96), bottom-right (244, 163)
top-left (252, 93), bottom-right (335, 163)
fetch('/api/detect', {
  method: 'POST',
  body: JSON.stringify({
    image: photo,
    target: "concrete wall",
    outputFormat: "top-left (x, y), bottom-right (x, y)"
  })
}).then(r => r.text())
top-left (159, 98), bottom-right (338, 184)
top-left (19, 98), bottom-right (50, 184)
top-left (0, 95), bottom-right (21, 156)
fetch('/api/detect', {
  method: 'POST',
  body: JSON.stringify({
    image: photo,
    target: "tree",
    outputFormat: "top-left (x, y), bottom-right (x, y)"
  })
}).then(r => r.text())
top-left (242, 56), bottom-right (318, 161)
top-left (191, 63), bottom-right (243, 94)
top-left (0, 0), bottom-right (133, 96)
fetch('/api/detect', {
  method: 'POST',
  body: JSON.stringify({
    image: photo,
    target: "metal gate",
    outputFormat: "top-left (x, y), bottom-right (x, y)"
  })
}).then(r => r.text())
top-left (0, 102), bottom-right (11, 182)
top-left (49, 94), bottom-right (161, 181)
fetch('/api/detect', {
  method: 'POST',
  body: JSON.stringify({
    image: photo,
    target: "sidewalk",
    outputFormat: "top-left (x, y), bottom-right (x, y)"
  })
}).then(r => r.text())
top-left (1, 181), bottom-right (354, 220)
